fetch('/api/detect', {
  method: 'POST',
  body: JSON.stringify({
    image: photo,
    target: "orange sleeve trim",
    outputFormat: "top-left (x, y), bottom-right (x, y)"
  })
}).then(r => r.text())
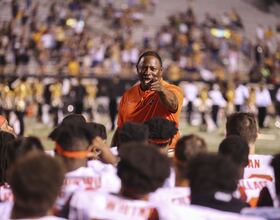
top-left (55, 143), bottom-right (90, 158)
top-left (149, 138), bottom-right (171, 145)
top-left (248, 174), bottom-right (273, 181)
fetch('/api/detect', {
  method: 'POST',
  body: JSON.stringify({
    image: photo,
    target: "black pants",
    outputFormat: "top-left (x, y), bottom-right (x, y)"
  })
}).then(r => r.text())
top-left (15, 111), bottom-right (25, 136)
top-left (235, 105), bottom-right (241, 112)
top-left (37, 103), bottom-right (42, 122)
top-left (74, 102), bottom-right (84, 114)
top-left (211, 105), bottom-right (219, 126)
top-left (86, 107), bottom-right (94, 122)
top-left (109, 99), bottom-right (117, 131)
top-left (186, 101), bottom-right (193, 125)
top-left (258, 107), bottom-right (267, 128)
top-left (275, 102), bottom-right (280, 117)
top-left (52, 107), bottom-right (59, 127)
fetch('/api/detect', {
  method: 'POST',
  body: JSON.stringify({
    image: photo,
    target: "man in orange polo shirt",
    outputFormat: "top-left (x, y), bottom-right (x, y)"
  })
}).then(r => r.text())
top-left (113, 50), bottom-right (184, 148)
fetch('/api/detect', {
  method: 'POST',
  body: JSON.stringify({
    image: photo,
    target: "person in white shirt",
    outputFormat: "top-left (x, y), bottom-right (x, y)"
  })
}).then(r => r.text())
top-left (0, 136), bottom-right (45, 203)
top-left (226, 112), bottom-right (274, 178)
top-left (50, 123), bottom-right (121, 214)
top-left (255, 83), bottom-right (272, 128)
top-left (111, 122), bottom-right (149, 156)
top-left (150, 134), bottom-right (207, 205)
top-left (144, 117), bottom-right (178, 155)
top-left (8, 152), bottom-right (65, 220)
top-left (217, 135), bottom-right (266, 206)
top-left (218, 135), bottom-right (249, 180)
top-left (69, 143), bottom-right (170, 220)
top-left (234, 82), bottom-right (249, 112)
top-left (226, 112), bottom-right (258, 155)
top-left (144, 117), bottom-right (178, 188)
top-left (242, 154), bottom-right (280, 220)
top-left (181, 81), bottom-right (198, 125)
top-left (209, 83), bottom-right (226, 127)
top-left (225, 112), bottom-right (275, 205)
top-left (188, 153), bottom-right (248, 213)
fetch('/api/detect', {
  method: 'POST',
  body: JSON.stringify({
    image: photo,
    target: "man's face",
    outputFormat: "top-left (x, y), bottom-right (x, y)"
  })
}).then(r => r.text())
top-left (137, 55), bottom-right (162, 89)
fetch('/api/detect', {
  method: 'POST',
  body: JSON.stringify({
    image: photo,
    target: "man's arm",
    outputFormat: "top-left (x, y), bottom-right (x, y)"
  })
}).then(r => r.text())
top-left (158, 88), bottom-right (178, 113)
top-left (150, 80), bottom-right (178, 113)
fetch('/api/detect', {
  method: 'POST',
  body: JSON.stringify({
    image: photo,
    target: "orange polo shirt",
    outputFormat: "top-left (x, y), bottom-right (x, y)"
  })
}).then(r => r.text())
top-left (117, 80), bottom-right (184, 147)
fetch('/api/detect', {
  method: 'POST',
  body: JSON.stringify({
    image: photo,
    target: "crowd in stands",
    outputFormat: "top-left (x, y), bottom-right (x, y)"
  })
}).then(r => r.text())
top-left (0, 0), bottom-right (279, 81)
top-left (0, 0), bottom-right (157, 77)
top-left (156, 7), bottom-right (280, 84)
top-left (0, 112), bottom-right (279, 219)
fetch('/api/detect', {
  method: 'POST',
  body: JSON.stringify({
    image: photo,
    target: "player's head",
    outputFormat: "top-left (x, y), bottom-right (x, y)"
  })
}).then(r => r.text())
top-left (49, 114), bottom-right (86, 141)
top-left (8, 136), bottom-right (45, 166)
top-left (50, 124), bottom-right (91, 171)
top-left (117, 142), bottom-right (170, 199)
top-left (53, 124), bottom-right (91, 151)
top-left (61, 114), bottom-right (86, 126)
top-left (86, 122), bottom-right (107, 141)
top-left (226, 112), bottom-right (258, 153)
top-left (136, 50), bottom-right (163, 71)
top-left (144, 117), bottom-right (178, 154)
top-left (118, 122), bottom-right (149, 148)
top-left (8, 152), bottom-right (65, 219)
top-left (218, 135), bottom-right (249, 179)
top-left (188, 154), bottom-right (239, 196)
top-left (174, 134), bottom-right (207, 180)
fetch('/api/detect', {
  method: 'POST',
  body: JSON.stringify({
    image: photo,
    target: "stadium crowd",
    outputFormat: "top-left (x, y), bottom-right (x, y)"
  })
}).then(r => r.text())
top-left (0, 0), bottom-right (279, 79)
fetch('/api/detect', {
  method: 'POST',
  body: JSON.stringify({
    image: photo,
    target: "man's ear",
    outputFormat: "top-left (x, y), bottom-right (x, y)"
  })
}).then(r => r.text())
top-left (159, 66), bottom-right (163, 77)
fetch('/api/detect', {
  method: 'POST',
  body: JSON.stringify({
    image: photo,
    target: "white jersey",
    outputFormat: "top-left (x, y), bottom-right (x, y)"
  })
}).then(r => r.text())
top-left (157, 203), bottom-right (264, 220)
top-left (0, 202), bottom-right (66, 220)
top-left (157, 203), bottom-right (265, 220)
top-left (15, 217), bottom-right (66, 220)
top-left (243, 155), bottom-right (274, 181)
top-left (56, 166), bottom-right (121, 210)
top-left (86, 160), bottom-right (121, 192)
top-left (110, 146), bottom-right (119, 156)
top-left (0, 201), bottom-right (12, 220)
top-left (238, 177), bottom-right (275, 207)
top-left (162, 168), bottom-right (175, 188)
top-left (69, 191), bottom-right (158, 220)
top-left (242, 207), bottom-right (280, 220)
top-left (149, 187), bottom-right (190, 206)
top-left (0, 184), bottom-right (13, 202)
